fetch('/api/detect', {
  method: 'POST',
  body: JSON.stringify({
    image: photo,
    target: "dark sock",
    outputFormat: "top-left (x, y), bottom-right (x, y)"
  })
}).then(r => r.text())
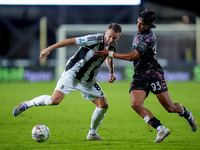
top-left (181, 106), bottom-right (190, 119)
top-left (148, 117), bottom-right (162, 129)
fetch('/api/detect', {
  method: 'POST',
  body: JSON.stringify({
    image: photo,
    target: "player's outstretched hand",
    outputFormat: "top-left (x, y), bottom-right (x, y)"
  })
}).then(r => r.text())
top-left (40, 48), bottom-right (51, 58)
top-left (108, 73), bottom-right (116, 83)
top-left (94, 48), bottom-right (109, 57)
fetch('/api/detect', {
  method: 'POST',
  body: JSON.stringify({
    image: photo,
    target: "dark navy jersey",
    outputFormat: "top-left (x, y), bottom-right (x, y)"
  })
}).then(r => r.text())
top-left (132, 30), bottom-right (164, 78)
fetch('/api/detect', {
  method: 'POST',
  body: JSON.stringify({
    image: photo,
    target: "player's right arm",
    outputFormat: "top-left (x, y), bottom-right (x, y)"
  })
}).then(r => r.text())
top-left (94, 48), bottom-right (140, 61)
top-left (40, 38), bottom-right (76, 58)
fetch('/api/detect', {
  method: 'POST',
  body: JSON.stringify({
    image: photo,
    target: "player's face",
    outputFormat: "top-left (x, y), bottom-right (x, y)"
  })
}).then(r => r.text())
top-left (104, 29), bottom-right (120, 46)
top-left (137, 18), bottom-right (150, 34)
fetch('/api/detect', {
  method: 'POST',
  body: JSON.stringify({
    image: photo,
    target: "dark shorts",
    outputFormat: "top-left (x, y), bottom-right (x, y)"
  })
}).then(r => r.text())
top-left (129, 75), bottom-right (168, 97)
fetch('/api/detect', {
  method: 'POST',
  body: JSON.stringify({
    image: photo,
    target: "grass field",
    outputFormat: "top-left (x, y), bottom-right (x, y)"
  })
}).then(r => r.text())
top-left (0, 81), bottom-right (200, 150)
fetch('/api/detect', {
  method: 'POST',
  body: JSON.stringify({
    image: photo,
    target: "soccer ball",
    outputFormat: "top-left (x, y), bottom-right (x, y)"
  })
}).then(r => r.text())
top-left (31, 124), bottom-right (50, 142)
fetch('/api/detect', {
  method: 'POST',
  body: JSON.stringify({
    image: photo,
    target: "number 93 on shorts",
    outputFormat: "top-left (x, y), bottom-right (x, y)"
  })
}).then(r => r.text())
top-left (130, 77), bottom-right (168, 96)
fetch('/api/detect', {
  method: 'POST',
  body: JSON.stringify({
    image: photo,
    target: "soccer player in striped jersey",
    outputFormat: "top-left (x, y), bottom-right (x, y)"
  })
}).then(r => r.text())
top-left (13, 23), bottom-right (122, 141)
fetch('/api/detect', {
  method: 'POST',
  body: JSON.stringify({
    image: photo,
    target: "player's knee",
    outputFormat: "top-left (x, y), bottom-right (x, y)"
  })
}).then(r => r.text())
top-left (103, 103), bottom-right (109, 109)
top-left (99, 102), bottom-right (109, 109)
top-left (51, 98), bottom-right (60, 105)
top-left (51, 96), bottom-right (63, 105)
top-left (51, 90), bottom-right (65, 105)
top-left (93, 97), bottom-right (109, 108)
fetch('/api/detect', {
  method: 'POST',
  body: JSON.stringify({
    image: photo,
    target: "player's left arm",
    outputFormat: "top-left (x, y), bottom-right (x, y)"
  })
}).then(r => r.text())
top-left (106, 57), bottom-right (116, 83)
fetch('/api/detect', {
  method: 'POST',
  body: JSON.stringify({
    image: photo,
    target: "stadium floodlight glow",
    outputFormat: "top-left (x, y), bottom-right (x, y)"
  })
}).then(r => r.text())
top-left (0, 0), bottom-right (141, 5)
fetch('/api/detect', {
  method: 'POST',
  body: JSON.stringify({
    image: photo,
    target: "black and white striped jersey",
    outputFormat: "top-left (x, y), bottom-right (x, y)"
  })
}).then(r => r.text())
top-left (65, 33), bottom-right (116, 83)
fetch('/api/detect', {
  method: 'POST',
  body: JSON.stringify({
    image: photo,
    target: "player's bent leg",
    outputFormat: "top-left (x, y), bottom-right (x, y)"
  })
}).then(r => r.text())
top-left (13, 90), bottom-right (65, 117)
top-left (130, 91), bottom-right (171, 143)
top-left (156, 92), bottom-right (197, 132)
top-left (130, 90), bottom-right (154, 118)
top-left (13, 95), bottom-right (53, 117)
top-left (156, 91), bottom-right (184, 114)
top-left (87, 97), bottom-right (108, 141)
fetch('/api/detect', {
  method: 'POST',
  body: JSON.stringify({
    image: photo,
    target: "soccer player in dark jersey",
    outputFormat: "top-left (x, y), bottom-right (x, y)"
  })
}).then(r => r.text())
top-left (13, 23), bottom-right (122, 141)
top-left (94, 8), bottom-right (197, 143)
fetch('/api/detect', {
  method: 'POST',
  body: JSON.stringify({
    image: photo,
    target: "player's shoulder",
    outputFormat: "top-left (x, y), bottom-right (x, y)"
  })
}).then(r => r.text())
top-left (76, 33), bottom-right (104, 46)
top-left (142, 30), bottom-right (156, 44)
top-left (146, 30), bottom-right (156, 40)
top-left (87, 33), bottom-right (104, 41)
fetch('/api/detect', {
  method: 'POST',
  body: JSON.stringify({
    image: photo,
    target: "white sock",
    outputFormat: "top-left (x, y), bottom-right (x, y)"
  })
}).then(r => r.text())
top-left (178, 104), bottom-right (185, 116)
top-left (144, 115), bottom-right (151, 124)
top-left (89, 107), bottom-right (107, 134)
top-left (26, 95), bottom-right (52, 107)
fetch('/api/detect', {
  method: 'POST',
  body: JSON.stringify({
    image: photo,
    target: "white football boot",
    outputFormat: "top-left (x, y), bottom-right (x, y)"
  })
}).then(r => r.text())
top-left (186, 111), bottom-right (197, 132)
top-left (154, 126), bottom-right (170, 143)
top-left (13, 101), bottom-right (29, 116)
top-left (87, 133), bottom-right (103, 141)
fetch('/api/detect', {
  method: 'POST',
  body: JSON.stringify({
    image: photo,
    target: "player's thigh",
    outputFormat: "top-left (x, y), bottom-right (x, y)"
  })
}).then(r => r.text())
top-left (79, 81), bottom-right (105, 101)
top-left (130, 90), bottom-right (147, 107)
top-left (92, 97), bottom-right (108, 108)
top-left (156, 91), bottom-right (175, 110)
top-left (53, 72), bottom-right (76, 104)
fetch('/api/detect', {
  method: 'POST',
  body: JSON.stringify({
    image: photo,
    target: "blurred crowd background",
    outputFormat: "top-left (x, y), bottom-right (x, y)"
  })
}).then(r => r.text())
top-left (0, 0), bottom-right (200, 82)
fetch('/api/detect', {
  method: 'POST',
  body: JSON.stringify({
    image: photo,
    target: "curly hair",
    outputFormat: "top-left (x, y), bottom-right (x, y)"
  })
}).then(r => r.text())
top-left (139, 8), bottom-right (157, 28)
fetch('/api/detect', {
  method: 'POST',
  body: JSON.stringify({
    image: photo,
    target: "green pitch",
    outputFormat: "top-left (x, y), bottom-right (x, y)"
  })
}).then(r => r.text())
top-left (0, 81), bottom-right (199, 150)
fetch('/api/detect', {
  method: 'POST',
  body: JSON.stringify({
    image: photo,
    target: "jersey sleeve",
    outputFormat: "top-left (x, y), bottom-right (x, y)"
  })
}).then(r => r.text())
top-left (75, 33), bottom-right (104, 47)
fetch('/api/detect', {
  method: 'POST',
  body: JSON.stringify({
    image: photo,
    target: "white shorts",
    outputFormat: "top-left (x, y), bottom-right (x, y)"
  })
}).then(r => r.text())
top-left (55, 71), bottom-right (105, 101)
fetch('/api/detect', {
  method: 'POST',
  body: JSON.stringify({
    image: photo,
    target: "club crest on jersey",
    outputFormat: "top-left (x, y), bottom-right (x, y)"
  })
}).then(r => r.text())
top-left (60, 85), bottom-right (65, 89)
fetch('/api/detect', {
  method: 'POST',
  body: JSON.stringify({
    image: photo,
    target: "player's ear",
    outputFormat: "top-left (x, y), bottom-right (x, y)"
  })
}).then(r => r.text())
top-left (116, 32), bottom-right (121, 40)
top-left (118, 34), bottom-right (121, 38)
top-left (149, 23), bottom-right (152, 29)
top-left (116, 35), bottom-right (120, 41)
top-left (105, 29), bottom-right (108, 34)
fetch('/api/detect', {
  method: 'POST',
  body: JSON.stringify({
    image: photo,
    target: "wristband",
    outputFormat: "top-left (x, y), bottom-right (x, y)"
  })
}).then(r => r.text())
top-left (108, 51), bottom-right (114, 58)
